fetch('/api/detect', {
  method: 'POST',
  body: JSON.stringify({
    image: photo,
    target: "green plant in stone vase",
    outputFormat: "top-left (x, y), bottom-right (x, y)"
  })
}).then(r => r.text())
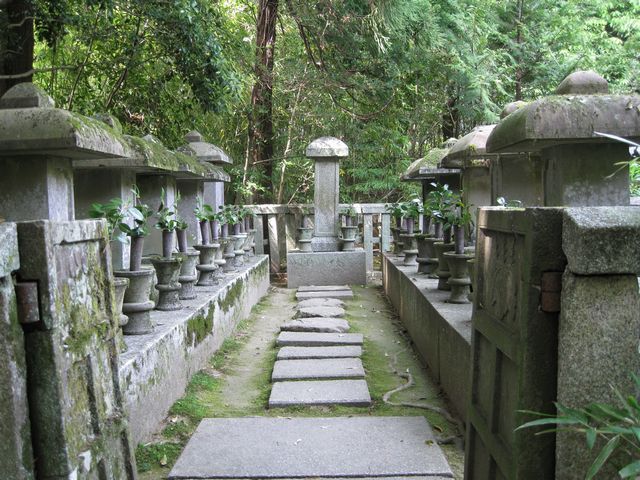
top-left (449, 193), bottom-right (473, 254)
top-left (116, 186), bottom-right (153, 271)
top-left (402, 198), bottom-right (423, 234)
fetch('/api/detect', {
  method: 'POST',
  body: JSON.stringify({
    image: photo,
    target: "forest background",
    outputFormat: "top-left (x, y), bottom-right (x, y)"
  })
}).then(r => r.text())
top-left (1, 0), bottom-right (639, 204)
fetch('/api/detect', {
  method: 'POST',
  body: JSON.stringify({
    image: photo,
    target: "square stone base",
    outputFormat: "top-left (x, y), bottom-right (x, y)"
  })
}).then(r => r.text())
top-left (287, 250), bottom-right (366, 288)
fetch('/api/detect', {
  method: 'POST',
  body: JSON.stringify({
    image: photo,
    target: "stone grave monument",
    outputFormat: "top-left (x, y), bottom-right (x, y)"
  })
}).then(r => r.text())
top-left (287, 137), bottom-right (366, 287)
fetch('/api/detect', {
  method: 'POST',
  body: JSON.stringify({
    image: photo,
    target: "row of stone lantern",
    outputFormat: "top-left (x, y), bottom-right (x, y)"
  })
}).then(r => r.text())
top-left (0, 82), bottom-right (252, 336)
top-left (398, 70), bottom-right (639, 302)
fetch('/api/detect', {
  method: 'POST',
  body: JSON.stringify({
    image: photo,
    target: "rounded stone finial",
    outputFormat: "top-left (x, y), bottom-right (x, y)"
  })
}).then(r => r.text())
top-left (142, 134), bottom-right (163, 145)
top-left (500, 101), bottom-right (527, 119)
top-left (555, 70), bottom-right (609, 95)
top-left (306, 136), bottom-right (349, 158)
top-left (0, 82), bottom-right (55, 109)
top-left (442, 137), bottom-right (458, 148)
top-left (185, 130), bottom-right (203, 143)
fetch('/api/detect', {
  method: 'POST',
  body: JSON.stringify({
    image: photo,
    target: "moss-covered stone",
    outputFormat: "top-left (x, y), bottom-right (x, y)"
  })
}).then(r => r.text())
top-left (186, 307), bottom-right (215, 346)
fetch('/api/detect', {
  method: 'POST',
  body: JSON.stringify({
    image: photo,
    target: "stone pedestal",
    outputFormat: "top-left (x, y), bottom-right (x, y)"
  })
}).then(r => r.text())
top-left (116, 268), bottom-right (156, 335)
top-left (287, 250), bottom-right (367, 288)
top-left (434, 242), bottom-right (455, 290)
top-left (178, 251), bottom-right (200, 299)
top-left (151, 257), bottom-right (183, 311)
top-left (222, 237), bottom-right (236, 272)
top-left (400, 233), bottom-right (418, 266)
top-left (444, 252), bottom-right (473, 304)
top-left (233, 234), bottom-right (247, 267)
top-left (194, 244), bottom-right (218, 285)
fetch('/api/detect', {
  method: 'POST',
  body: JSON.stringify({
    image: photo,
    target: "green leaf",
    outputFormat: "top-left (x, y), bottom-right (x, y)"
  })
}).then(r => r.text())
top-left (619, 460), bottom-right (640, 478)
top-left (586, 435), bottom-right (620, 480)
top-left (586, 428), bottom-right (597, 449)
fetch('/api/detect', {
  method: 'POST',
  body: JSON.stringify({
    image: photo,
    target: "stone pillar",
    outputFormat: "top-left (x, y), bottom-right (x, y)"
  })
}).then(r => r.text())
top-left (306, 137), bottom-right (349, 252)
top-left (556, 207), bottom-right (640, 479)
top-left (0, 223), bottom-right (34, 479)
top-left (137, 174), bottom-right (177, 256)
top-left (487, 71), bottom-right (639, 206)
top-left (177, 179), bottom-right (204, 245)
top-left (75, 169), bottom-right (137, 269)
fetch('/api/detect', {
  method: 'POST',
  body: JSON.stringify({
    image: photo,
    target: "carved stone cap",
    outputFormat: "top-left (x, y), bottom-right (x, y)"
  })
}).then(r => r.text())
top-left (0, 82), bottom-right (55, 109)
top-left (177, 130), bottom-right (232, 165)
top-left (556, 70), bottom-right (609, 95)
top-left (306, 136), bottom-right (349, 158)
top-left (442, 124), bottom-right (496, 167)
top-left (500, 101), bottom-right (527, 119)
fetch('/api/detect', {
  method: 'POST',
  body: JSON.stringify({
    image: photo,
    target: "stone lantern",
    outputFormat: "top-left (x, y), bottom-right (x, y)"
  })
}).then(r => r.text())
top-left (486, 70), bottom-right (640, 206)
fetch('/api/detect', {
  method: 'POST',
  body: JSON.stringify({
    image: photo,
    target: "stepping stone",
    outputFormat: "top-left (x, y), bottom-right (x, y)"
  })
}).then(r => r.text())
top-left (277, 331), bottom-right (363, 346)
top-left (297, 285), bottom-right (351, 292)
top-left (296, 297), bottom-right (345, 309)
top-left (277, 345), bottom-right (362, 360)
top-left (169, 416), bottom-right (453, 478)
top-left (271, 358), bottom-right (365, 381)
top-left (269, 380), bottom-right (372, 408)
top-left (281, 318), bottom-right (350, 333)
top-left (296, 290), bottom-right (353, 300)
top-left (295, 306), bottom-right (345, 318)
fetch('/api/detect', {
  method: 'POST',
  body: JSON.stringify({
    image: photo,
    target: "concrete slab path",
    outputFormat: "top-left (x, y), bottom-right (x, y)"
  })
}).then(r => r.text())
top-left (296, 290), bottom-right (353, 299)
top-left (281, 317), bottom-right (350, 333)
top-left (271, 357), bottom-right (365, 381)
top-left (295, 305), bottom-right (346, 318)
top-left (276, 345), bottom-right (362, 359)
top-left (169, 416), bottom-right (453, 479)
top-left (295, 297), bottom-right (345, 309)
top-left (276, 331), bottom-right (364, 346)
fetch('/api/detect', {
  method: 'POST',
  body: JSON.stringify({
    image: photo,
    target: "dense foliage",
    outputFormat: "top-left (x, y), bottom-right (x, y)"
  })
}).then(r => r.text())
top-left (3, 0), bottom-right (640, 203)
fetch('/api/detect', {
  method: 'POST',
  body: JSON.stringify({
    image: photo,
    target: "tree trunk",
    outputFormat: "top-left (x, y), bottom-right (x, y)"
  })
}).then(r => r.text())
top-left (247, 0), bottom-right (278, 203)
top-left (514, 0), bottom-right (525, 101)
top-left (442, 95), bottom-right (459, 140)
top-left (0, 0), bottom-right (35, 97)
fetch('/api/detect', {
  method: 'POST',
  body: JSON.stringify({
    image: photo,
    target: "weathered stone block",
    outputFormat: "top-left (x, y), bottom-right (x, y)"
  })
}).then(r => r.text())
top-left (268, 380), bottom-right (371, 408)
top-left (0, 223), bottom-right (34, 479)
top-left (271, 358), bottom-right (365, 381)
top-left (287, 250), bottom-right (366, 288)
top-left (563, 207), bottom-right (640, 275)
top-left (17, 220), bottom-right (136, 479)
top-left (556, 272), bottom-right (640, 479)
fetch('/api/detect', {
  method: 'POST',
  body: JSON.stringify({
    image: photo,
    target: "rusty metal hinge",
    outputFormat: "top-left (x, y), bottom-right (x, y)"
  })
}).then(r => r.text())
top-left (540, 272), bottom-right (562, 313)
top-left (15, 281), bottom-right (41, 325)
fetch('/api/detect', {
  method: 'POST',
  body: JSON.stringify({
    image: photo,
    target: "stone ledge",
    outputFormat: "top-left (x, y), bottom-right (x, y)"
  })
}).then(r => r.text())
top-left (382, 253), bottom-right (471, 421)
top-left (118, 255), bottom-right (269, 445)
top-left (563, 207), bottom-right (640, 275)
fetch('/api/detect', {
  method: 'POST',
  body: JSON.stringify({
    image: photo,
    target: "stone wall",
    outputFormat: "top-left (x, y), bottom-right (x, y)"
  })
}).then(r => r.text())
top-left (382, 253), bottom-right (472, 420)
top-left (119, 256), bottom-right (270, 445)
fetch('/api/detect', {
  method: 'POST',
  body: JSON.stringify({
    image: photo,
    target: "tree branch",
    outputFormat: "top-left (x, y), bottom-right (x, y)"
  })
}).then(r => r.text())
top-left (0, 65), bottom-right (75, 79)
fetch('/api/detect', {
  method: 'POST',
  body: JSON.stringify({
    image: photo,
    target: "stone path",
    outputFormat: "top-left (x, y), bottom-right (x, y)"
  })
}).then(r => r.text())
top-left (169, 285), bottom-right (454, 479)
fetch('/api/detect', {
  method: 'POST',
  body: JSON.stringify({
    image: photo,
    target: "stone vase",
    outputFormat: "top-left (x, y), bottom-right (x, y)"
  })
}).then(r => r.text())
top-left (233, 234), bottom-right (247, 267)
top-left (434, 242), bottom-right (455, 291)
top-left (151, 256), bottom-right (183, 311)
top-left (114, 268), bottom-right (155, 335)
top-left (214, 238), bottom-right (227, 279)
top-left (298, 227), bottom-right (313, 252)
top-left (222, 237), bottom-right (236, 272)
top-left (340, 225), bottom-right (358, 251)
top-left (242, 230), bottom-right (253, 258)
top-left (113, 276), bottom-right (129, 327)
top-left (177, 251), bottom-right (200, 300)
top-left (400, 232), bottom-right (418, 266)
top-left (391, 227), bottom-right (403, 254)
top-left (415, 234), bottom-right (434, 274)
top-left (444, 252), bottom-right (474, 304)
top-left (424, 237), bottom-right (442, 278)
top-left (194, 244), bottom-right (218, 285)
top-left (247, 229), bottom-right (257, 257)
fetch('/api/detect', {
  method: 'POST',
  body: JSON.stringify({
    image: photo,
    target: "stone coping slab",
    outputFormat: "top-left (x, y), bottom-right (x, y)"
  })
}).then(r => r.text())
top-left (281, 318), bottom-right (350, 333)
top-left (271, 358), bottom-right (365, 381)
top-left (277, 346), bottom-right (362, 360)
top-left (296, 290), bottom-right (354, 299)
top-left (563, 207), bottom-right (640, 275)
top-left (295, 305), bottom-right (346, 318)
top-left (297, 285), bottom-right (351, 292)
top-left (277, 331), bottom-right (363, 346)
top-left (169, 416), bottom-right (452, 478)
top-left (295, 298), bottom-right (345, 309)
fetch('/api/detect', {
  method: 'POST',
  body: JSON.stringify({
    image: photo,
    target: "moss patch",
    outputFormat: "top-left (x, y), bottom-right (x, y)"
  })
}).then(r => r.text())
top-left (185, 308), bottom-right (214, 346)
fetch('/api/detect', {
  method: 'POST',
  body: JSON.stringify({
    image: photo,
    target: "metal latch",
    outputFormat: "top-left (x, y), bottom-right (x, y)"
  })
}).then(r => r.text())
top-left (540, 272), bottom-right (562, 313)
top-left (15, 281), bottom-right (41, 325)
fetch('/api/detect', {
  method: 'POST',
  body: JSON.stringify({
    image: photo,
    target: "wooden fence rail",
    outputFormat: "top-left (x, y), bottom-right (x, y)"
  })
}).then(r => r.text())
top-left (246, 204), bottom-right (393, 274)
